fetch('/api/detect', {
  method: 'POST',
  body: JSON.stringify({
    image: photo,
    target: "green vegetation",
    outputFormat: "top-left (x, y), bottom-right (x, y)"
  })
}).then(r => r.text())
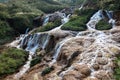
top-left (0, 21), bottom-right (15, 45)
top-left (32, 18), bottom-right (61, 33)
top-left (114, 56), bottom-right (120, 80)
top-left (0, 0), bottom-right (65, 45)
top-left (96, 20), bottom-right (112, 30)
top-left (0, 48), bottom-right (28, 76)
top-left (61, 9), bottom-right (97, 31)
top-left (41, 67), bottom-right (54, 76)
top-left (8, 14), bottom-right (38, 33)
top-left (30, 56), bottom-right (41, 67)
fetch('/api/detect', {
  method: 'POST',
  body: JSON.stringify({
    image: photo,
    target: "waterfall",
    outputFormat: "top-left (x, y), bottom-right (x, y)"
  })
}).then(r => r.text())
top-left (14, 33), bottom-right (50, 79)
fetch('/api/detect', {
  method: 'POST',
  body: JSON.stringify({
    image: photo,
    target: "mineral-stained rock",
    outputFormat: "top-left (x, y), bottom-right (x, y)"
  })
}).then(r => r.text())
top-left (63, 70), bottom-right (81, 80)
top-left (92, 63), bottom-right (100, 70)
top-left (94, 70), bottom-right (111, 80)
top-left (74, 64), bottom-right (91, 76)
top-left (97, 57), bottom-right (108, 65)
top-left (83, 77), bottom-right (99, 80)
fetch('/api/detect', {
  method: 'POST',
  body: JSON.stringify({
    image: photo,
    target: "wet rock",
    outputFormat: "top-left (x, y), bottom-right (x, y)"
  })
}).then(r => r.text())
top-left (83, 77), bottom-right (99, 80)
top-left (97, 58), bottom-right (108, 65)
top-left (95, 70), bottom-right (111, 80)
top-left (109, 47), bottom-right (120, 56)
top-left (63, 70), bottom-right (81, 80)
top-left (92, 63), bottom-right (100, 70)
top-left (74, 64), bottom-right (91, 76)
top-left (97, 53), bottom-right (102, 57)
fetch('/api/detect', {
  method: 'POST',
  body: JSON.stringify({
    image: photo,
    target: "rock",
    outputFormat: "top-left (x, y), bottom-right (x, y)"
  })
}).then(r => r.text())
top-left (109, 47), bottom-right (120, 56)
top-left (97, 57), bottom-right (108, 65)
top-left (74, 64), bottom-right (91, 76)
top-left (92, 63), bottom-right (99, 70)
top-left (33, 14), bottom-right (44, 27)
top-left (83, 77), bottom-right (99, 80)
top-left (63, 70), bottom-right (82, 80)
top-left (97, 53), bottom-right (102, 57)
top-left (95, 70), bottom-right (111, 80)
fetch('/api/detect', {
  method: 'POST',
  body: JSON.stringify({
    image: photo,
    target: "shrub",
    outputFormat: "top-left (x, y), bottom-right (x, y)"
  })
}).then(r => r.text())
top-left (30, 56), bottom-right (41, 67)
top-left (8, 14), bottom-right (38, 33)
top-left (61, 15), bottom-right (87, 31)
top-left (41, 66), bottom-right (54, 76)
top-left (96, 20), bottom-right (112, 30)
top-left (0, 48), bottom-right (28, 76)
top-left (0, 21), bottom-right (15, 45)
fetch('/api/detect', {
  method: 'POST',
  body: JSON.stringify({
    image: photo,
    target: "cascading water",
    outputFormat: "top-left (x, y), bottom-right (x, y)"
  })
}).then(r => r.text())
top-left (43, 15), bottom-right (49, 26)
top-left (8, 12), bottom-right (71, 79)
top-left (50, 10), bottom-right (118, 80)
top-left (105, 10), bottom-right (116, 28)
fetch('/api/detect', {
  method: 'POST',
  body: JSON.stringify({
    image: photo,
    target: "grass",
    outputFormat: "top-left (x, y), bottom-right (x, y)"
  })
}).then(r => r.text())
top-left (0, 48), bottom-right (28, 76)
top-left (96, 20), bottom-right (112, 30)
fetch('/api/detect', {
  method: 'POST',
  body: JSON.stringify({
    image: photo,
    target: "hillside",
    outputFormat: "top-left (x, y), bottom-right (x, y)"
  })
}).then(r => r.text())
top-left (1, 0), bottom-right (120, 80)
top-left (0, 0), bottom-right (66, 45)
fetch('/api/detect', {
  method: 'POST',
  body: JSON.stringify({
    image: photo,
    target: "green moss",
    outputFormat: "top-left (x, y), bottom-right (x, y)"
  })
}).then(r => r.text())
top-left (96, 20), bottom-right (112, 30)
top-left (30, 56), bottom-right (41, 67)
top-left (32, 18), bottom-right (61, 33)
top-left (0, 48), bottom-right (28, 76)
top-left (41, 67), bottom-right (54, 76)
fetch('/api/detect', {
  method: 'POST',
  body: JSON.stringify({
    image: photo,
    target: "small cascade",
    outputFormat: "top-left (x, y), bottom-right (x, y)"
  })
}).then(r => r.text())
top-left (86, 10), bottom-right (104, 30)
top-left (43, 16), bottom-right (49, 26)
top-left (50, 37), bottom-right (73, 65)
top-left (14, 33), bottom-right (50, 79)
top-left (62, 14), bottom-right (71, 24)
top-left (79, 0), bottom-right (87, 10)
top-left (25, 28), bottom-right (29, 34)
top-left (105, 11), bottom-right (116, 28)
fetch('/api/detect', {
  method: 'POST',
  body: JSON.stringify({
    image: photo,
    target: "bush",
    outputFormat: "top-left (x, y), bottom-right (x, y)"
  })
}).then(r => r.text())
top-left (0, 21), bottom-right (15, 45)
top-left (61, 15), bottom-right (87, 31)
top-left (8, 14), bottom-right (38, 33)
top-left (30, 56), bottom-right (41, 67)
top-left (0, 48), bottom-right (28, 76)
top-left (96, 20), bottom-right (112, 30)
top-left (41, 67), bottom-right (54, 76)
